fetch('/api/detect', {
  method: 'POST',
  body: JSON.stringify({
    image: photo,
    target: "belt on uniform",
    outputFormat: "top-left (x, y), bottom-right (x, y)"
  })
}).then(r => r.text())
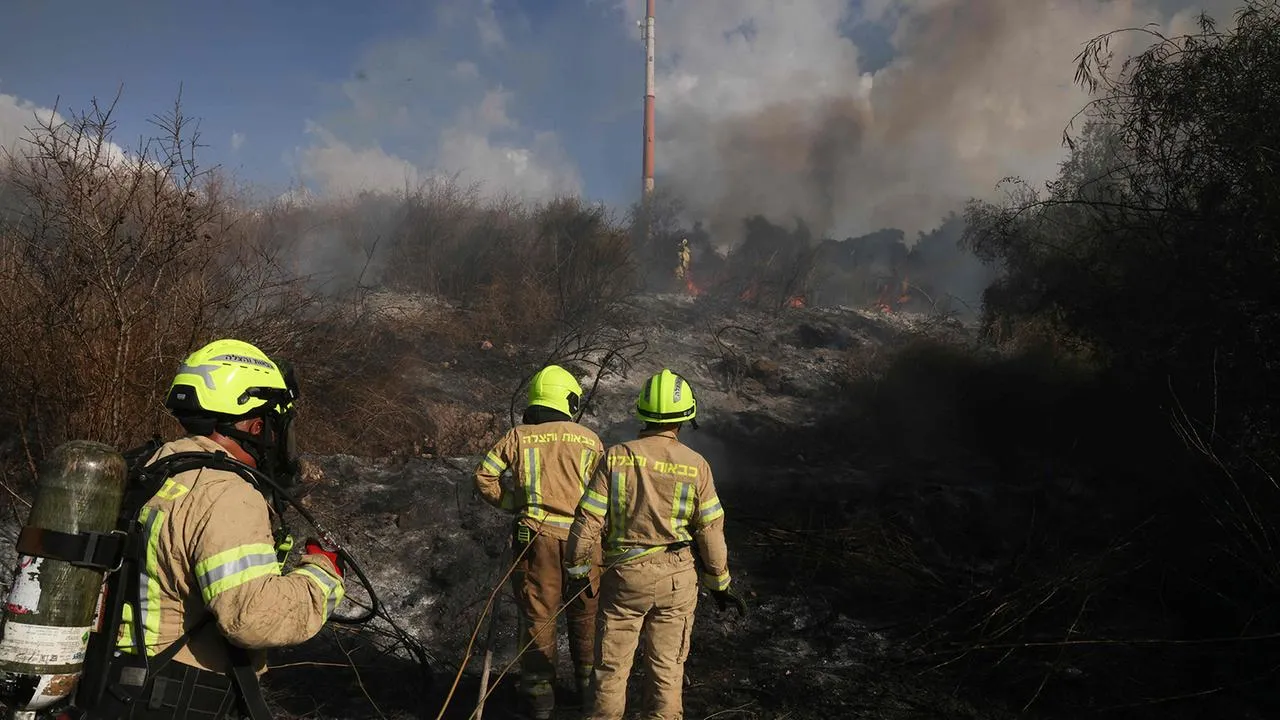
top-left (103, 657), bottom-right (240, 719)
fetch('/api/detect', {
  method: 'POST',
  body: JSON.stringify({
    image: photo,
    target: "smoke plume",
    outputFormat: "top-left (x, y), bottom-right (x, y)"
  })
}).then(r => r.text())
top-left (630, 0), bottom-right (1243, 247)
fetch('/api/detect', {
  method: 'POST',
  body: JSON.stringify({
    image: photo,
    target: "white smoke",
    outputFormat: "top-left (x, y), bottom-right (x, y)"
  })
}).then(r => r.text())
top-left (620, 0), bottom-right (1244, 246)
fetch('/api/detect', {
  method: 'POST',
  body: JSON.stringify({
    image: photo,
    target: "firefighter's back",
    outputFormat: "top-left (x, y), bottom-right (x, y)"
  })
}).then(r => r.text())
top-left (601, 429), bottom-right (711, 555)
top-left (509, 419), bottom-right (603, 530)
top-left (128, 435), bottom-right (270, 674)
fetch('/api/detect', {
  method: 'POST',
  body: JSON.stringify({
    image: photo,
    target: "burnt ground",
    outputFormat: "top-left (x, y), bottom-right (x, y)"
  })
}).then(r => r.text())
top-left (259, 294), bottom-right (1025, 719)
top-left (265, 440), bottom-right (1018, 720)
top-left (1, 294), bottom-right (1268, 719)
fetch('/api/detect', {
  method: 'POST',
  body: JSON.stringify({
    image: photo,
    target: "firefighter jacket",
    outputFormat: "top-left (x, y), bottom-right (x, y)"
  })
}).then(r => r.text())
top-left (117, 435), bottom-right (345, 674)
top-left (474, 420), bottom-right (604, 541)
top-left (565, 428), bottom-right (731, 591)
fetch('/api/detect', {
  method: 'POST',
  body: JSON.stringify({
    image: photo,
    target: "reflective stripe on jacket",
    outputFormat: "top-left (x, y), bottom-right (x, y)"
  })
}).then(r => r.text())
top-left (117, 435), bottom-right (344, 674)
top-left (474, 420), bottom-right (604, 541)
top-left (566, 428), bottom-right (731, 590)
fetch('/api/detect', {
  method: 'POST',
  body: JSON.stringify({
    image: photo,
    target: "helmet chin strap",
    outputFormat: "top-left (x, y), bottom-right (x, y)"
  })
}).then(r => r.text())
top-left (218, 423), bottom-right (270, 468)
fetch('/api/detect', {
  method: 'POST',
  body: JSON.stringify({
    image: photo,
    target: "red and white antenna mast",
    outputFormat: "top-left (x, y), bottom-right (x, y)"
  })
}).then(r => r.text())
top-left (641, 0), bottom-right (656, 200)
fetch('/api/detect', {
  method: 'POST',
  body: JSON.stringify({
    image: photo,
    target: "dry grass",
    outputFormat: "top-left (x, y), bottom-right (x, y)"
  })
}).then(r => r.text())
top-left (421, 402), bottom-right (504, 458)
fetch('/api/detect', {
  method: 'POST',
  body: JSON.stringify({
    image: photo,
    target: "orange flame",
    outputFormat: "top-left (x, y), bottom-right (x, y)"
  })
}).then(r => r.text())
top-left (786, 295), bottom-right (806, 308)
top-left (685, 276), bottom-right (704, 296)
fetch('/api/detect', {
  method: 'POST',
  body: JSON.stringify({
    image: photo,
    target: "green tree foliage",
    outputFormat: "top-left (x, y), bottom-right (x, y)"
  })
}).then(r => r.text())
top-left (962, 0), bottom-right (1280, 666)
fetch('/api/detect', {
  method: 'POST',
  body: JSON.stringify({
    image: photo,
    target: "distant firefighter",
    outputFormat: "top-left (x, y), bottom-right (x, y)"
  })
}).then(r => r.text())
top-left (675, 238), bottom-right (691, 281)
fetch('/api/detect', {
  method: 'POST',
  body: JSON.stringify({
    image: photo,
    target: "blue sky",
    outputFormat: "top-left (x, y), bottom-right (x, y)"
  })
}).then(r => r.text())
top-left (0, 0), bottom-right (650, 206)
top-left (0, 0), bottom-right (1239, 239)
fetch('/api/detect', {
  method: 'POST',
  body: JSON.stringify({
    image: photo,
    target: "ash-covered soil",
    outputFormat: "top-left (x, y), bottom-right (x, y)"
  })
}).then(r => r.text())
top-left (0, 293), bottom-right (1016, 719)
top-left (261, 295), bottom-right (1020, 719)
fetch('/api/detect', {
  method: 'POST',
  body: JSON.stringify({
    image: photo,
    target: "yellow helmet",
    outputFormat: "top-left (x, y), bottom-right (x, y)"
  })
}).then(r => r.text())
top-left (635, 369), bottom-right (696, 424)
top-left (165, 338), bottom-right (296, 420)
top-left (527, 365), bottom-right (583, 417)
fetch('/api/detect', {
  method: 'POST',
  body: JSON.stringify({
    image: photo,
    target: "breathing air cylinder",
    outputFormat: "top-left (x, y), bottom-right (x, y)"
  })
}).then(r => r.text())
top-left (0, 441), bottom-right (126, 717)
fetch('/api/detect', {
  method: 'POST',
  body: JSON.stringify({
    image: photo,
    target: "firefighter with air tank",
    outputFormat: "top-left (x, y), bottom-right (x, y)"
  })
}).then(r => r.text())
top-left (0, 339), bottom-right (345, 720)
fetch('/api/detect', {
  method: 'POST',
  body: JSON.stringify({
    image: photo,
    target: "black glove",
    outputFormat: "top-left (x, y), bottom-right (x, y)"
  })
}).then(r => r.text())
top-left (566, 572), bottom-right (596, 599)
top-left (709, 587), bottom-right (747, 618)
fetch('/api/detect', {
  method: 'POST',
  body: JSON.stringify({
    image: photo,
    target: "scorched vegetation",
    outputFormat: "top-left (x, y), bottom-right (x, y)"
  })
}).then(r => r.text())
top-left (3, 3), bottom-right (1280, 719)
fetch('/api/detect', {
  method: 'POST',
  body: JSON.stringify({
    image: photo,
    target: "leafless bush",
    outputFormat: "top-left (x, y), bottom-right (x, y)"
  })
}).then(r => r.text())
top-left (0, 98), bottom-right (269, 451)
top-left (0, 94), bottom-right (388, 477)
top-left (381, 188), bottom-right (637, 346)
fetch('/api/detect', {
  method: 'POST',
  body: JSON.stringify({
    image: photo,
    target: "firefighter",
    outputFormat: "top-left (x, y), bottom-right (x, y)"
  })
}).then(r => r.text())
top-left (565, 369), bottom-right (747, 720)
top-left (95, 338), bottom-right (345, 719)
top-left (473, 365), bottom-right (605, 719)
top-left (675, 238), bottom-right (691, 282)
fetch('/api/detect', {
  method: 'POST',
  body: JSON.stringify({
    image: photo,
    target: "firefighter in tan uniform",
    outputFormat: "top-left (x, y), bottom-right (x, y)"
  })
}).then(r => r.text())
top-left (101, 339), bottom-right (345, 719)
top-left (474, 365), bottom-right (605, 719)
top-left (675, 238), bottom-right (691, 282)
top-left (566, 369), bottom-right (747, 720)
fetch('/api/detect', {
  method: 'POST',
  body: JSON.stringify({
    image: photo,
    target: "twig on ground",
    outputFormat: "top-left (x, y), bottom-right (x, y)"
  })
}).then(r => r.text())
top-left (701, 701), bottom-right (757, 719)
top-left (269, 661), bottom-right (353, 670)
top-left (334, 630), bottom-right (387, 719)
top-left (0, 476), bottom-right (30, 509)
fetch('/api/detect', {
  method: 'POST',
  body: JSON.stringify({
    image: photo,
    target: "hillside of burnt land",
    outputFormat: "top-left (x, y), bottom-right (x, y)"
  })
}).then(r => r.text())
top-left (261, 292), bottom-right (1279, 720)
top-left (262, 294), bottom-right (1039, 719)
top-left (4, 292), bottom-right (1265, 719)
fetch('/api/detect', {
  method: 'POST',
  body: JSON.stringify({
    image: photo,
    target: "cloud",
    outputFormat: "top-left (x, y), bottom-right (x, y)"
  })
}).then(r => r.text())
top-left (230, 131), bottom-right (245, 152)
top-left (1, 89), bottom-right (131, 168)
top-left (296, 0), bottom-right (580, 201)
top-left (435, 125), bottom-right (580, 199)
top-left (0, 91), bottom-right (59, 157)
top-left (296, 121), bottom-right (420, 197)
top-left (476, 0), bottom-right (506, 50)
top-left (618, 0), bottom-right (1246, 245)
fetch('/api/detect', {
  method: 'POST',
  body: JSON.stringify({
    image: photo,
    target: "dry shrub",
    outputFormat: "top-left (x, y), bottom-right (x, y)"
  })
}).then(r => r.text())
top-left (0, 98), bottom-right (320, 461)
top-left (421, 401), bottom-right (503, 457)
top-left (0, 95), bottom-right (409, 478)
top-left (469, 275), bottom-right (557, 345)
top-left (0, 93), bottom-right (637, 485)
top-left (839, 340), bottom-right (891, 388)
top-left (291, 321), bottom-right (432, 458)
top-left (382, 189), bottom-right (637, 346)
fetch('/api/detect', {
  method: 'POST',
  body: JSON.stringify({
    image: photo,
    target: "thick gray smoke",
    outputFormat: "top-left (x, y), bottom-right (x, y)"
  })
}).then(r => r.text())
top-left (630, 0), bottom-right (1243, 247)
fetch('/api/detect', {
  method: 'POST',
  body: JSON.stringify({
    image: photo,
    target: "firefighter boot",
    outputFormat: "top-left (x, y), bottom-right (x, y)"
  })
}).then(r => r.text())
top-left (570, 664), bottom-right (595, 710)
top-left (518, 673), bottom-right (555, 720)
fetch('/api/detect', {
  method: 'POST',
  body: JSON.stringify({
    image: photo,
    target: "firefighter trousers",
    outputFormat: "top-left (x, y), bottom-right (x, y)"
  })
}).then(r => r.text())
top-left (590, 547), bottom-right (698, 720)
top-left (511, 528), bottom-right (600, 711)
